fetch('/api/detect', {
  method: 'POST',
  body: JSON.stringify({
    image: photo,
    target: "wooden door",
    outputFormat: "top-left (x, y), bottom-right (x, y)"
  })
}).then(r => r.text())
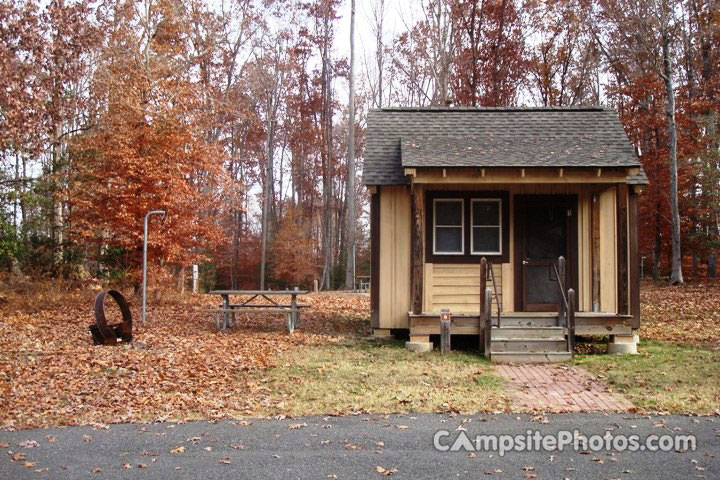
top-left (515, 195), bottom-right (577, 312)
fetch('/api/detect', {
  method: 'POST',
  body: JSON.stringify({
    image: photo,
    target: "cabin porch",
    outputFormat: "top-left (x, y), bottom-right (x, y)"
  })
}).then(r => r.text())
top-left (403, 310), bottom-right (637, 362)
top-left (370, 175), bottom-right (643, 362)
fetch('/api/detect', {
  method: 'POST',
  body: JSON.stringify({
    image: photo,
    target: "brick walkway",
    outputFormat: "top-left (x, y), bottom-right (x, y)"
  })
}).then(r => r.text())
top-left (495, 364), bottom-right (634, 412)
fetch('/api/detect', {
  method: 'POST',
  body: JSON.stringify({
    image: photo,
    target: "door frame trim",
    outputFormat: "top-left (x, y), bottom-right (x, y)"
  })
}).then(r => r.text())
top-left (513, 194), bottom-right (579, 312)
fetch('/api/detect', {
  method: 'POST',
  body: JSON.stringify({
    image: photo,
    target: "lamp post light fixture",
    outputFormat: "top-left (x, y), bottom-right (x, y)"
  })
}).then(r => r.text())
top-left (142, 210), bottom-right (166, 325)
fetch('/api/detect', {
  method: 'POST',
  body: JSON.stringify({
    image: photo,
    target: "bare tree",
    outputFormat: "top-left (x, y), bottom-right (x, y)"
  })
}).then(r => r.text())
top-left (344, 0), bottom-right (356, 290)
top-left (596, 0), bottom-right (684, 284)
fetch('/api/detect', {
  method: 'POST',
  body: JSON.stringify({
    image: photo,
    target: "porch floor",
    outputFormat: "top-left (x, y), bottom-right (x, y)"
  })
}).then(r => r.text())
top-left (409, 311), bottom-right (633, 336)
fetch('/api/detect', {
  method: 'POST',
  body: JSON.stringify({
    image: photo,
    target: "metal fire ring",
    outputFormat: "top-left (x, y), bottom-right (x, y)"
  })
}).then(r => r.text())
top-left (93, 290), bottom-right (133, 345)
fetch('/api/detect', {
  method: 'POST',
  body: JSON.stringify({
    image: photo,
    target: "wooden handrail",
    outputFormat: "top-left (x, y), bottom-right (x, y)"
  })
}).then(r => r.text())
top-left (567, 288), bottom-right (576, 360)
top-left (552, 257), bottom-right (568, 327)
top-left (483, 288), bottom-right (492, 359)
top-left (551, 256), bottom-right (575, 360)
top-left (487, 260), bottom-right (502, 327)
top-left (480, 258), bottom-right (489, 358)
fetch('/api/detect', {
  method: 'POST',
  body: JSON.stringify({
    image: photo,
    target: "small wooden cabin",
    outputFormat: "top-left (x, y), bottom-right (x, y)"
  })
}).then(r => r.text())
top-left (362, 107), bottom-right (647, 362)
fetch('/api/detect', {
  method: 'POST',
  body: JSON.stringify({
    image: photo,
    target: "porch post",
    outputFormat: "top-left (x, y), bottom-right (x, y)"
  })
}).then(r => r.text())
top-left (629, 187), bottom-right (641, 328)
top-left (616, 184), bottom-right (629, 315)
top-left (591, 193), bottom-right (601, 312)
top-left (370, 187), bottom-right (380, 329)
top-left (411, 183), bottom-right (424, 315)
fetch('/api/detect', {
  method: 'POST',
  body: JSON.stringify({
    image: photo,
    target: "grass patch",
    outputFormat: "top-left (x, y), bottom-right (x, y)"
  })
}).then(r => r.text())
top-left (576, 340), bottom-right (720, 414)
top-left (247, 339), bottom-right (507, 416)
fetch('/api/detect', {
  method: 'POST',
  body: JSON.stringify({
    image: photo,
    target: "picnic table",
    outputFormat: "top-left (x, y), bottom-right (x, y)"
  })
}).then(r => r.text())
top-left (207, 289), bottom-right (309, 333)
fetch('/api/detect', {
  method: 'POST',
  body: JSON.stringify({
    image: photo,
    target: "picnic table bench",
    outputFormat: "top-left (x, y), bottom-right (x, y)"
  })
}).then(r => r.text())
top-left (207, 289), bottom-right (309, 333)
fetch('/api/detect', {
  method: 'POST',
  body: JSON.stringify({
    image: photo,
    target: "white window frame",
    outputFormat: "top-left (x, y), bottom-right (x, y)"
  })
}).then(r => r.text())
top-left (470, 198), bottom-right (502, 255)
top-left (433, 198), bottom-right (464, 255)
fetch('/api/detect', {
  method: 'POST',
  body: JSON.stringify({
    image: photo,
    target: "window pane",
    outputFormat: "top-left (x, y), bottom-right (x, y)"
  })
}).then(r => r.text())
top-left (436, 227), bottom-right (462, 252)
top-left (473, 201), bottom-right (500, 226)
top-left (526, 205), bottom-right (565, 259)
top-left (435, 201), bottom-right (462, 226)
top-left (526, 265), bottom-right (558, 304)
top-left (473, 226), bottom-right (500, 253)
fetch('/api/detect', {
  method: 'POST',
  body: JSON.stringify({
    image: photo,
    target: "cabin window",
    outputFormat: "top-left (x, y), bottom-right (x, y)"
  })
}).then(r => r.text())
top-left (471, 199), bottom-right (502, 255)
top-left (433, 199), bottom-right (464, 254)
top-left (425, 191), bottom-right (509, 264)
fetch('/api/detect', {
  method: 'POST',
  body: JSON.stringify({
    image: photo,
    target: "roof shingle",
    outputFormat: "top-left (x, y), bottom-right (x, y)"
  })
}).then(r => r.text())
top-left (362, 107), bottom-right (643, 185)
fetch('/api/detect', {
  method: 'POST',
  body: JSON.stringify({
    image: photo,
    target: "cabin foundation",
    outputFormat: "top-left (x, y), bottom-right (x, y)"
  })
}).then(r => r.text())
top-left (608, 333), bottom-right (640, 354)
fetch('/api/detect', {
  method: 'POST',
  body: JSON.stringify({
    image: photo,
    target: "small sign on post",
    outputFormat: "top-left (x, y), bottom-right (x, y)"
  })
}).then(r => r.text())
top-left (192, 264), bottom-right (199, 294)
top-left (440, 308), bottom-right (451, 355)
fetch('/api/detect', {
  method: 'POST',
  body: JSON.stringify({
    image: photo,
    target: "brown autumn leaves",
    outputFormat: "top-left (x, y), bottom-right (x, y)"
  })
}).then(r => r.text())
top-left (0, 284), bottom-right (369, 429)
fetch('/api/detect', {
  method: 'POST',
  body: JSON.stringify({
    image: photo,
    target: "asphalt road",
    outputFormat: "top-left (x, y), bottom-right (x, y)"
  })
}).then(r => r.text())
top-left (1, 413), bottom-right (717, 479)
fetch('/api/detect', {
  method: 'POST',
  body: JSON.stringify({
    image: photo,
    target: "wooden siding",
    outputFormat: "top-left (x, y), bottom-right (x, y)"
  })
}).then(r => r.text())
top-left (578, 190), bottom-right (592, 312)
top-left (376, 182), bottom-right (625, 330)
top-left (378, 185), bottom-right (411, 328)
top-left (599, 187), bottom-right (618, 312)
top-left (425, 263), bottom-right (502, 314)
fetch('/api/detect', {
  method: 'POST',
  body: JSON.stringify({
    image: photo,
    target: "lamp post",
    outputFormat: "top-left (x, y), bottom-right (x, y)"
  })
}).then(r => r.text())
top-left (142, 210), bottom-right (165, 325)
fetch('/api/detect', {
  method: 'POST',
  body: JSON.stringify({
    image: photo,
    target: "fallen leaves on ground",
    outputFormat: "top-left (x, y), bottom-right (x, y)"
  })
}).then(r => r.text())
top-left (0, 283), bottom-right (368, 429)
top-left (376, 466), bottom-right (398, 476)
top-left (640, 280), bottom-right (720, 347)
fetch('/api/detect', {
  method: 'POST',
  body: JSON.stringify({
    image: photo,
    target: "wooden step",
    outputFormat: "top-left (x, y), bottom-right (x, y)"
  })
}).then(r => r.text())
top-left (491, 352), bottom-right (572, 364)
top-left (491, 339), bottom-right (567, 353)
top-left (491, 326), bottom-right (564, 340)
top-left (497, 316), bottom-right (558, 327)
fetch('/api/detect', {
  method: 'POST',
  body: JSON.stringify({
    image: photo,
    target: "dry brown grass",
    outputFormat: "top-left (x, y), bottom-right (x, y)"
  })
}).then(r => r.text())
top-left (248, 340), bottom-right (507, 416)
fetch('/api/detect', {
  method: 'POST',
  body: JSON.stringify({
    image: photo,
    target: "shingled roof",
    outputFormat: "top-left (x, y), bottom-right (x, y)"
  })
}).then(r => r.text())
top-left (362, 107), bottom-right (645, 185)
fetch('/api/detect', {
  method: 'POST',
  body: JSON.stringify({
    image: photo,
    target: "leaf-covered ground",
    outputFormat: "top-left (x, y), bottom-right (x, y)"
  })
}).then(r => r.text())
top-left (2, 279), bottom-right (718, 429)
top-left (639, 279), bottom-right (720, 347)
top-left (0, 283), bottom-right (370, 429)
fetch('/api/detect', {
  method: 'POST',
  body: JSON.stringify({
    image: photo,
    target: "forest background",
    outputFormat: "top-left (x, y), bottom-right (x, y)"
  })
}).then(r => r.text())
top-left (1, 0), bottom-right (717, 291)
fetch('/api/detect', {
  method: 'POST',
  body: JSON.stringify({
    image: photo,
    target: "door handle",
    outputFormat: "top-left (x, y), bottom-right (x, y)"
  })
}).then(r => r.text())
top-left (522, 260), bottom-right (529, 265)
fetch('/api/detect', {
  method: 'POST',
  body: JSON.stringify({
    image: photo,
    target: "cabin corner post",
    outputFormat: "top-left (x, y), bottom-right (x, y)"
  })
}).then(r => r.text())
top-left (591, 192), bottom-right (601, 312)
top-left (616, 184), bottom-right (629, 315)
top-left (410, 182), bottom-right (424, 315)
top-left (370, 186), bottom-right (381, 330)
top-left (629, 187), bottom-right (641, 329)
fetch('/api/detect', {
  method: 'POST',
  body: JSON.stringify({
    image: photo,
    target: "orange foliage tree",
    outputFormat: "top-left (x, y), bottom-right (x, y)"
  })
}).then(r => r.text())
top-left (68, 0), bottom-right (227, 281)
top-left (269, 207), bottom-right (316, 288)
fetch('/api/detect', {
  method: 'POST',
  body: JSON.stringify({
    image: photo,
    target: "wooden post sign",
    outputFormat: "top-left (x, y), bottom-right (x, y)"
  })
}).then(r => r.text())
top-left (440, 309), bottom-right (451, 355)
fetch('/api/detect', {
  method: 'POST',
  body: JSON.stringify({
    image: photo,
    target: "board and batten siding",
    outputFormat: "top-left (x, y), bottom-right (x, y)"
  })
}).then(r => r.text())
top-left (599, 187), bottom-right (618, 312)
top-left (378, 185), bottom-right (412, 328)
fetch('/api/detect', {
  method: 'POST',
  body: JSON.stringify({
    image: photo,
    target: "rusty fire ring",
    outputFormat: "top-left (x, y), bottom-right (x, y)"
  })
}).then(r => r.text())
top-left (91, 290), bottom-right (133, 345)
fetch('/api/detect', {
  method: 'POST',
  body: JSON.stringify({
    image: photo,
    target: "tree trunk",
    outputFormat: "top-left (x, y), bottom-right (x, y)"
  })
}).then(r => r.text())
top-left (344, 0), bottom-right (356, 290)
top-left (260, 116), bottom-right (274, 290)
top-left (375, 0), bottom-right (384, 107)
top-left (320, 2), bottom-right (333, 290)
top-left (653, 206), bottom-right (661, 281)
top-left (178, 266), bottom-right (186, 293)
top-left (662, 32), bottom-right (683, 285)
top-left (51, 120), bottom-right (64, 274)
